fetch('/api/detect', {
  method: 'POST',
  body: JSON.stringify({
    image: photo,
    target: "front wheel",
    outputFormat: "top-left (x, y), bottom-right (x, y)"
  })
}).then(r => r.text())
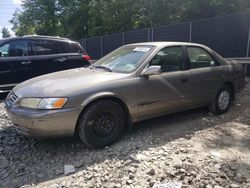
top-left (208, 85), bottom-right (232, 115)
top-left (77, 100), bottom-right (125, 148)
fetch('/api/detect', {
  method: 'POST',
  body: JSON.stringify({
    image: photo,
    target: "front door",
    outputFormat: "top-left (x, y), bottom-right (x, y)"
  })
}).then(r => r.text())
top-left (0, 39), bottom-right (30, 91)
top-left (138, 46), bottom-right (191, 119)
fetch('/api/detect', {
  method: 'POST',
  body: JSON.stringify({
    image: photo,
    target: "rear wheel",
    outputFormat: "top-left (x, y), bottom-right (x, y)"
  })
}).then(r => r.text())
top-left (77, 100), bottom-right (125, 148)
top-left (208, 85), bottom-right (232, 115)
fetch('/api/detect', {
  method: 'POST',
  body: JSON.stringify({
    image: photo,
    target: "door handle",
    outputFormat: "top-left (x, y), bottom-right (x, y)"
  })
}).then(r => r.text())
top-left (21, 61), bottom-right (31, 65)
top-left (181, 77), bottom-right (189, 83)
top-left (55, 57), bottom-right (67, 62)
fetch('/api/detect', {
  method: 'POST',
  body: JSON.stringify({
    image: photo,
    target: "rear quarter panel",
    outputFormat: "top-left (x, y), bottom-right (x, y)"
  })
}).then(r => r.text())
top-left (220, 62), bottom-right (245, 93)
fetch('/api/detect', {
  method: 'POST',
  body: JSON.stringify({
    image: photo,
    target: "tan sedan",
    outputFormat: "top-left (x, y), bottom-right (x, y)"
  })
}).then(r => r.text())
top-left (5, 42), bottom-right (246, 148)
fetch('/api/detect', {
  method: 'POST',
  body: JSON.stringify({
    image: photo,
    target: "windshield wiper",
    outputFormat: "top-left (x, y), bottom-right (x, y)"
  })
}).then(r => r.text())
top-left (92, 65), bottom-right (112, 72)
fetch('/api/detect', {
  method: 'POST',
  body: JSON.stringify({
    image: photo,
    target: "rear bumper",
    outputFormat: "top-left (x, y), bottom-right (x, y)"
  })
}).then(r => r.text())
top-left (5, 105), bottom-right (83, 138)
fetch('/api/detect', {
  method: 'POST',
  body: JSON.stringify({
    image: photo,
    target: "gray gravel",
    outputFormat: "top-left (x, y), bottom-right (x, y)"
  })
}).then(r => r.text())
top-left (0, 80), bottom-right (250, 188)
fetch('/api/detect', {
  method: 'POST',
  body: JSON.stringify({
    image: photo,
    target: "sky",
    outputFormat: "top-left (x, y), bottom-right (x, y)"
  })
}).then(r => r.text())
top-left (0, 0), bottom-right (22, 38)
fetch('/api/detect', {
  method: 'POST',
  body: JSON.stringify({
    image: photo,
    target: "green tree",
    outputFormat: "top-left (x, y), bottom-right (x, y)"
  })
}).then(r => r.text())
top-left (57, 0), bottom-right (90, 39)
top-left (1, 27), bottom-right (11, 38)
top-left (10, 0), bottom-right (60, 36)
top-left (9, 0), bottom-right (250, 39)
top-left (182, 0), bottom-right (250, 20)
top-left (10, 10), bottom-right (36, 36)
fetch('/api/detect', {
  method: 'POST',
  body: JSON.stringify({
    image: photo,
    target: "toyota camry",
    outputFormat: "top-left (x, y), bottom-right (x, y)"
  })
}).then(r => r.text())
top-left (5, 42), bottom-right (246, 148)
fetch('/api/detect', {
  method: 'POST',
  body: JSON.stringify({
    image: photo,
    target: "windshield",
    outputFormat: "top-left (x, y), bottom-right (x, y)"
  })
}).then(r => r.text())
top-left (94, 45), bottom-right (154, 73)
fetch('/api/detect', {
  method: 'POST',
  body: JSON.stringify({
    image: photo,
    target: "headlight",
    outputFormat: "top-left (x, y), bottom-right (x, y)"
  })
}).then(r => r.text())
top-left (38, 98), bottom-right (68, 109)
top-left (19, 98), bottom-right (41, 109)
top-left (19, 98), bottom-right (68, 109)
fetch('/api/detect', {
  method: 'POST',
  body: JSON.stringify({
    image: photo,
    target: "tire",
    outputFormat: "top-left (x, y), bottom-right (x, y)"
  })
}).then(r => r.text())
top-left (208, 85), bottom-right (232, 115)
top-left (77, 100), bottom-right (125, 148)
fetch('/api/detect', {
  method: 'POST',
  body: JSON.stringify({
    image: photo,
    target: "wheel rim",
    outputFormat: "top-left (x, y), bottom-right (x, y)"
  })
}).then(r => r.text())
top-left (218, 90), bottom-right (230, 110)
top-left (93, 112), bottom-right (115, 137)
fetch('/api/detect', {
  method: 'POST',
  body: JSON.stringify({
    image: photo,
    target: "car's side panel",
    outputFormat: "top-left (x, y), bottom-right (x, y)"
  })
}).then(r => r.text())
top-left (182, 45), bottom-right (228, 106)
top-left (0, 57), bottom-right (16, 85)
top-left (228, 63), bottom-right (246, 93)
top-left (187, 66), bottom-right (225, 105)
top-left (29, 54), bottom-right (71, 77)
top-left (138, 71), bottom-right (192, 119)
top-left (137, 45), bottom-right (193, 119)
top-left (63, 53), bottom-right (90, 68)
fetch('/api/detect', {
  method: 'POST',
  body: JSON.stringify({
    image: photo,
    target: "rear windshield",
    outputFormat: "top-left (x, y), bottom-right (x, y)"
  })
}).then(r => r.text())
top-left (71, 43), bottom-right (87, 54)
top-left (94, 45), bottom-right (154, 73)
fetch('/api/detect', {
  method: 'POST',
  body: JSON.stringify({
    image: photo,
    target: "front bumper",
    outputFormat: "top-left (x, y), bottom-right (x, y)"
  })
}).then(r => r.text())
top-left (5, 104), bottom-right (83, 138)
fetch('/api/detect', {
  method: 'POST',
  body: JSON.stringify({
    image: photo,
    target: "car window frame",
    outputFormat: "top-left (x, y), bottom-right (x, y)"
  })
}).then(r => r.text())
top-left (146, 45), bottom-right (187, 74)
top-left (184, 45), bottom-right (221, 70)
top-left (0, 39), bottom-right (31, 59)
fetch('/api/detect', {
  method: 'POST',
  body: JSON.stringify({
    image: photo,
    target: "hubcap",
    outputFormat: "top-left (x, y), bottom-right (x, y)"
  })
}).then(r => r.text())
top-left (93, 112), bottom-right (115, 137)
top-left (218, 90), bottom-right (230, 110)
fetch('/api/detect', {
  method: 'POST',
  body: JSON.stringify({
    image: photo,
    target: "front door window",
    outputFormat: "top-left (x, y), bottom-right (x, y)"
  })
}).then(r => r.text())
top-left (0, 41), bottom-right (28, 57)
top-left (149, 46), bottom-right (184, 72)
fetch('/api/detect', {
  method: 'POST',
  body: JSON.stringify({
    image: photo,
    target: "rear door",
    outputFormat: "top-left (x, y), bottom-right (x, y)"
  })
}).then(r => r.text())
top-left (184, 46), bottom-right (223, 105)
top-left (29, 39), bottom-right (72, 77)
top-left (0, 39), bottom-right (30, 90)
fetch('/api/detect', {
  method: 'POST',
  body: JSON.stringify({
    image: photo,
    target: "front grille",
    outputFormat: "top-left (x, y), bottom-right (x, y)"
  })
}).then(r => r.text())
top-left (6, 92), bottom-right (19, 106)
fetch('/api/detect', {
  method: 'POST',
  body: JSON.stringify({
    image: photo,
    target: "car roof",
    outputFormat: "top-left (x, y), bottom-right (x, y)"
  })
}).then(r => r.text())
top-left (0, 35), bottom-right (74, 43)
top-left (125, 41), bottom-right (209, 48)
top-left (0, 38), bottom-right (8, 44)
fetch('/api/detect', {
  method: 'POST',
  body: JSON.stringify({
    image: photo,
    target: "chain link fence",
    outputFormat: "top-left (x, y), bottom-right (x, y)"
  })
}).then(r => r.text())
top-left (80, 12), bottom-right (250, 61)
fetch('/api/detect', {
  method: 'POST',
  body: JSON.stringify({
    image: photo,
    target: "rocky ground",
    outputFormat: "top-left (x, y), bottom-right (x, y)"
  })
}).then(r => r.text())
top-left (0, 81), bottom-right (250, 188)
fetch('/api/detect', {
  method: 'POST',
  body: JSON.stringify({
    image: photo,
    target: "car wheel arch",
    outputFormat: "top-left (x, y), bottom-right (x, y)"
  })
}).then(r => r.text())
top-left (223, 81), bottom-right (235, 101)
top-left (74, 94), bottom-right (131, 135)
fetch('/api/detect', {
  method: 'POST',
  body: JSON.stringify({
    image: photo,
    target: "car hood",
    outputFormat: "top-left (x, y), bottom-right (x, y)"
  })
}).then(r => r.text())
top-left (13, 68), bottom-right (129, 98)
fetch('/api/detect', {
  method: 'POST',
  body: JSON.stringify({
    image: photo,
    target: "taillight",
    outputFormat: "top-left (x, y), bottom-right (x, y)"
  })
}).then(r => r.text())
top-left (82, 55), bottom-right (91, 61)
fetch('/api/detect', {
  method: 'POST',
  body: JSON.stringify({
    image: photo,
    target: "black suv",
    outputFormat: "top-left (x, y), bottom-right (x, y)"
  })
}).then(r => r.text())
top-left (0, 35), bottom-right (91, 94)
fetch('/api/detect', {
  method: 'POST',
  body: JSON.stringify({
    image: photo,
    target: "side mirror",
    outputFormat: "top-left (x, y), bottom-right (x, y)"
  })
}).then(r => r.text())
top-left (141, 66), bottom-right (162, 76)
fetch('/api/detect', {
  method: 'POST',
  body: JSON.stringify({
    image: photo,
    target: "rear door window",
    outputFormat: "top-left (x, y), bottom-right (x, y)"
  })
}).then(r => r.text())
top-left (31, 40), bottom-right (60, 55)
top-left (0, 43), bottom-right (10, 57)
top-left (187, 47), bottom-right (215, 69)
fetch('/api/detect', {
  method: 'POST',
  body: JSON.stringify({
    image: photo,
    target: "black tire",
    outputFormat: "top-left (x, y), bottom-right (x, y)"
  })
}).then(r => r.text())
top-left (77, 100), bottom-right (125, 148)
top-left (208, 85), bottom-right (232, 115)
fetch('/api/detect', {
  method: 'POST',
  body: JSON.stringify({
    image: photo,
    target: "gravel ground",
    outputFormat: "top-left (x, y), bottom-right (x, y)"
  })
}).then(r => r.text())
top-left (0, 80), bottom-right (250, 188)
